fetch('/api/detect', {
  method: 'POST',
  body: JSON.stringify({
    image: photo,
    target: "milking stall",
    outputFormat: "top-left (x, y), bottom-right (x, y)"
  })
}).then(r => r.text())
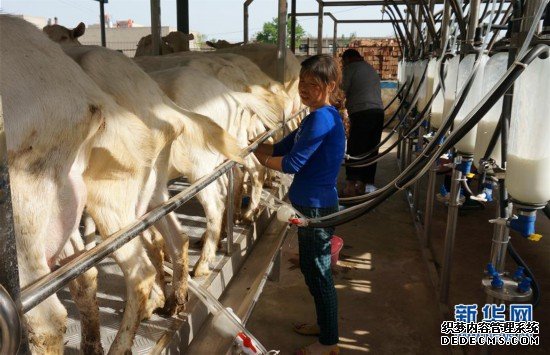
top-left (0, 0), bottom-right (549, 354)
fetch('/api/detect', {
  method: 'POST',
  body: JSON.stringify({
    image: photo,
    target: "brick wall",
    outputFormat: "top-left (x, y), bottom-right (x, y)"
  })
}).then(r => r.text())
top-left (338, 38), bottom-right (400, 80)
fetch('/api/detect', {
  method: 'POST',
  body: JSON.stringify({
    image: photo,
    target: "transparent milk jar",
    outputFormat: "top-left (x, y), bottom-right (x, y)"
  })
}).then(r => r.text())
top-left (473, 52), bottom-right (508, 167)
top-left (454, 53), bottom-right (489, 155)
top-left (430, 58), bottom-right (445, 129)
top-left (418, 57), bottom-right (439, 113)
top-left (414, 60), bottom-right (428, 111)
top-left (506, 56), bottom-right (550, 205)
top-left (432, 55), bottom-right (460, 130)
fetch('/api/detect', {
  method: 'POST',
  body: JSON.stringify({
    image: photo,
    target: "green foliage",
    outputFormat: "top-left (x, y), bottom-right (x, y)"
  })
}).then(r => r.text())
top-left (254, 18), bottom-right (306, 47)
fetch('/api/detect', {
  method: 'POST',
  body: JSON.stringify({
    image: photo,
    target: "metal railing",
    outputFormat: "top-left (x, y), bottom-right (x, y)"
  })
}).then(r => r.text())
top-left (0, 285), bottom-right (21, 355)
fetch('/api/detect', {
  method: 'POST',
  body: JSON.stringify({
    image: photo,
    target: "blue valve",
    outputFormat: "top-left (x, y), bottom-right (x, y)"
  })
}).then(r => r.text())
top-left (513, 266), bottom-right (525, 281)
top-left (483, 184), bottom-right (494, 202)
top-left (421, 120), bottom-right (429, 129)
top-left (487, 263), bottom-right (496, 276)
top-left (458, 160), bottom-right (473, 175)
top-left (509, 213), bottom-right (537, 238)
top-left (439, 184), bottom-right (449, 197)
top-left (491, 273), bottom-right (504, 289)
top-left (517, 277), bottom-right (532, 293)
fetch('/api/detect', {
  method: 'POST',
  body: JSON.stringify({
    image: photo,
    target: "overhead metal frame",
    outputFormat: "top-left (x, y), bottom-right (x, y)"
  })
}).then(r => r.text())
top-left (290, 11), bottom-right (410, 56)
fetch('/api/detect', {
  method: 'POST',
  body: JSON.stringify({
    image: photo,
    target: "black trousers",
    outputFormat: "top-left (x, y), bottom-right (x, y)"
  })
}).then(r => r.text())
top-left (345, 108), bottom-right (384, 184)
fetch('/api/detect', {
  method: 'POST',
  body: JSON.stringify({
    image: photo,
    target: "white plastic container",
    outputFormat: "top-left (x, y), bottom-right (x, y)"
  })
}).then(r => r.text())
top-left (397, 59), bottom-right (405, 87)
top-left (432, 55), bottom-right (461, 129)
top-left (506, 56), bottom-right (550, 205)
top-left (418, 58), bottom-right (438, 113)
top-left (405, 61), bottom-right (414, 101)
top-left (413, 60), bottom-right (427, 110)
top-left (454, 54), bottom-right (489, 155)
top-left (473, 52), bottom-right (508, 167)
top-left (430, 58), bottom-right (445, 129)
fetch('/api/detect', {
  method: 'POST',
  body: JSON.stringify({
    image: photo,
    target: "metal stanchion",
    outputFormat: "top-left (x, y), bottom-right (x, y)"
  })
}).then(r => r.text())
top-left (225, 167), bottom-right (235, 255)
top-left (439, 155), bottom-right (463, 306)
top-left (423, 160), bottom-right (438, 248)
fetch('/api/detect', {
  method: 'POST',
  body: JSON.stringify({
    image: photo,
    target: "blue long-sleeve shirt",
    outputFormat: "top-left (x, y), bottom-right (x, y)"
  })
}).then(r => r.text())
top-left (273, 105), bottom-right (345, 208)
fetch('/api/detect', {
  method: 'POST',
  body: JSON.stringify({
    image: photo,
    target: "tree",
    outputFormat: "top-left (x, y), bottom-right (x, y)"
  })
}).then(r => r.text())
top-left (254, 18), bottom-right (307, 47)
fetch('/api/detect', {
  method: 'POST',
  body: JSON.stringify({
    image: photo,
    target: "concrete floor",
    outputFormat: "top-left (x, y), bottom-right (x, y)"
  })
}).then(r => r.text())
top-left (247, 132), bottom-right (549, 354)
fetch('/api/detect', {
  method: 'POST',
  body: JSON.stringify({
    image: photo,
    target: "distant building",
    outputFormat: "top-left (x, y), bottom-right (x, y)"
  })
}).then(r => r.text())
top-left (80, 24), bottom-right (201, 57)
top-left (12, 15), bottom-right (48, 29)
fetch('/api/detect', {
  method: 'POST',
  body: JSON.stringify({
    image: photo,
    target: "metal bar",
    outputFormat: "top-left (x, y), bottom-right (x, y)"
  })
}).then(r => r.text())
top-left (19, 109), bottom-right (306, 314)
top-left (439, 156), bottom-right (463, 305)
top-left (409, 5), bottom-right (418, 52)
top-left (333, 21), bottom-right (337, 56)
top-left (412, 126), bottom-right (424, 213)
top-left (416, 4), bottom-right (423, 53)
top-left (422, 0), bottom-right (439, 45)
top-left (317, 0), bottom-right (324, 54)
top-left (440, 0), bottom-right (452, 53)
top-left (244, 0), bottom-right (254, 43)
top-left (489, 183), bottom-right (512, 273)
top-left (406, 137), bottom-right (414, 170)
top-left (423, 161), bottom-right (437, 248)
top-left (276, 0), bottom-right (287, 84)
top-left (449, 0), bottom-right (467, 37)
top-left (335, 19), bottom-right (406, 23)
top-left (324, 0), bottom-right (445, 5)
top-left (467, 0), bottom-right (481, 44)
top-left (225, 167), bottom-right (235, 255)
top-left (390, 1), bottom-right (416, 57)
top-left (321, 0), bottom-right (506, 5)
top-left (176, 0), bottom-right (189, 33)
top-left (150, 0), bottom-right (161, 55)
top-left (99, 0), bottom-right (106, 47)
top-left (0, 284), bottom-right (21, 355)
top-left (0, 96), bottom-right (28, 353)
top-left (290, 0), bottom-right (297, 53)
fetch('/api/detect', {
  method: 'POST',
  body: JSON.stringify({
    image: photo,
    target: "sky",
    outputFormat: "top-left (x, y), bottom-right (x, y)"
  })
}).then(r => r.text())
top-left (0, 0), bottom-right (396, 41)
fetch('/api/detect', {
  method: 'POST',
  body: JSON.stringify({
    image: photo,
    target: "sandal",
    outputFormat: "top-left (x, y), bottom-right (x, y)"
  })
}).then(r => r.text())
top-left (295, 344), bottom-right (339, 355)
top-left (293, 322), bottom-right (321, 336)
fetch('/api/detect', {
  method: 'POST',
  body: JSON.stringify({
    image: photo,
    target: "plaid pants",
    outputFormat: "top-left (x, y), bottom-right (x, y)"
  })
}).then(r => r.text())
top-left (294, 204), bottom-right (339, 346)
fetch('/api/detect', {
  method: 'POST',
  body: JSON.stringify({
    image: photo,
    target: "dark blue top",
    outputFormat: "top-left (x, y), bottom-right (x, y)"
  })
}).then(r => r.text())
top-left (273, 105), bottom-right (345, 208)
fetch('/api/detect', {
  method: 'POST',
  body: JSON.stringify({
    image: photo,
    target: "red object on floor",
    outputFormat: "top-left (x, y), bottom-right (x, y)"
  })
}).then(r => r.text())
top-left (330, 235), bottom-right (344, 266)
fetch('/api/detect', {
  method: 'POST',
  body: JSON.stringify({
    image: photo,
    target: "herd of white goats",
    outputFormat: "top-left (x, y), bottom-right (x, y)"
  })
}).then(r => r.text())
top-left (0, 15), bottom-right (303, 354)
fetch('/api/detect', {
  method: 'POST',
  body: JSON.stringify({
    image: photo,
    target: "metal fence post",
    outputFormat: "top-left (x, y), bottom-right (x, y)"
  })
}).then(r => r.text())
top-left (225, 167), bottom-right (235, 255)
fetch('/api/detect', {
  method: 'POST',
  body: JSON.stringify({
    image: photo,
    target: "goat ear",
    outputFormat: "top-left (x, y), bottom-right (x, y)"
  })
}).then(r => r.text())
top-left (206, 40), bottom-right (214, 47)
top-left (73, 22), bottom-right (85, 38)
top-left (187, 33), bottom-right (194, 40)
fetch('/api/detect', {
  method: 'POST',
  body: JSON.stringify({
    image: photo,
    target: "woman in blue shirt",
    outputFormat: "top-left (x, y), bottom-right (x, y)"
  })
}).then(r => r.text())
top-left (253, 54), bottom-right (345, 355)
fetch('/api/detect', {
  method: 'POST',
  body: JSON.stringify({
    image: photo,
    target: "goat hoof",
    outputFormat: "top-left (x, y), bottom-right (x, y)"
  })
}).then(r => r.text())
top-left (156, 294), bottom-right (178, 317)
top-left (193, 261), bottom-right (211, 277)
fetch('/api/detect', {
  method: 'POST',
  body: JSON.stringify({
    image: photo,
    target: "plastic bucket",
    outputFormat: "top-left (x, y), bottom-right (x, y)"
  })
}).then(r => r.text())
top-left (330, 235), bottom-right (344, 266)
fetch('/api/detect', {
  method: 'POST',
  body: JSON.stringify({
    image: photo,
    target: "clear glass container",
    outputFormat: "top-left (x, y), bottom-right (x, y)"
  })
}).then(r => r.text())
top-left (454, 54), bottom-right (489, 155)
top-left (506, 56), bottom-right (550, 205)
top-left (473, 52), bottom-right (508, 167)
